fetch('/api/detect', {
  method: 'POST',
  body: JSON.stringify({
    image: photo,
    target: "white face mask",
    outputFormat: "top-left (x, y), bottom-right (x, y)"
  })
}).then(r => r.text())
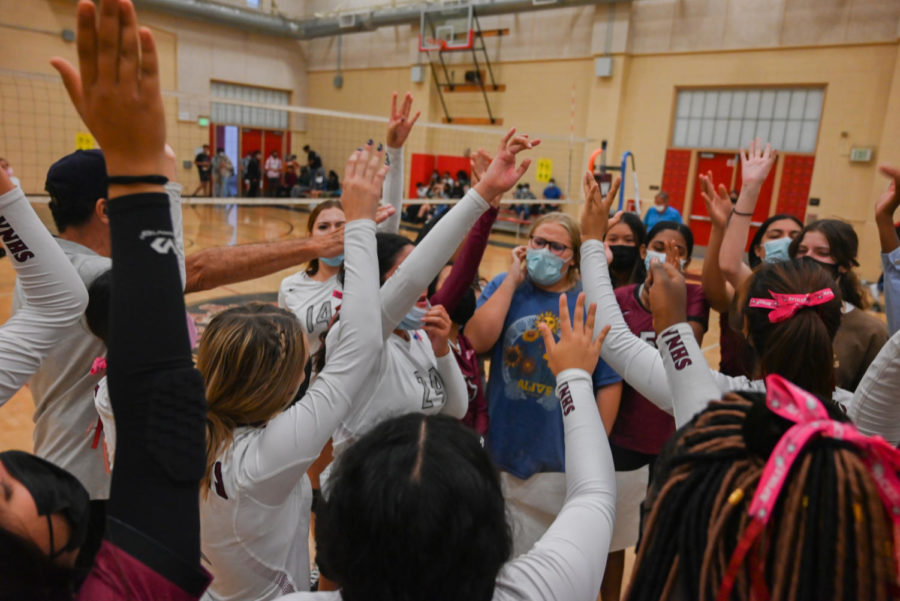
top-left (655, 204), bottom-right (665, 213)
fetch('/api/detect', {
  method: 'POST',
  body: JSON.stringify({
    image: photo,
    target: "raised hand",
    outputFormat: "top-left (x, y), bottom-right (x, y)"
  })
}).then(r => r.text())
top-left (699, 171), bottom-right (731, 230)
top-left (341, 142), bottom-right (389, 222)
top-left (647, 261), bottom-right (687, 334)
top-left (539, 292), bottom-right (609, 376)
top-left (474, 128), bottom-right (540, 204)
top-left (580, 170), bottom-right (622, 241)
top-left (470, 149), bottom-right (492, 185)
top-left (51, 0), bottom-right (167, 178)
top-left (740, 138), bottom-right (777, 190)
top-left (876, 164), bottom-right (900, 218)
top-left (386, 92), bottom-right (420, 149)
top-left (375, 204), bottom-right (397, 224)
top-left (422, 304), bottom-right (452, 357)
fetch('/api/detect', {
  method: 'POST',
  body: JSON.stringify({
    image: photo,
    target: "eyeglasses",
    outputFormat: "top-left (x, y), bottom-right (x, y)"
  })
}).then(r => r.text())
top-left (530, 236), bottom-right (571, 255)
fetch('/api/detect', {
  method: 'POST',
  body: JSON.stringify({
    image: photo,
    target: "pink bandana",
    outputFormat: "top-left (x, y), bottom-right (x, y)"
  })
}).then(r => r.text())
top-left (748, 288), bottom-right (834, 323)
top-left (715, 374), bottom-right (900, 601)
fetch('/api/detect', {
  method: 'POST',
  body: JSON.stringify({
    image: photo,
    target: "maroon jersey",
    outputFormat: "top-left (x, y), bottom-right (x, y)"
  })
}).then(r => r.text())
top-left (78, 540), bottom-right (211, 601)
top-left (453, 333), bottom-right (489, 437)
top-left (609, 283), bottom-right (709, 456)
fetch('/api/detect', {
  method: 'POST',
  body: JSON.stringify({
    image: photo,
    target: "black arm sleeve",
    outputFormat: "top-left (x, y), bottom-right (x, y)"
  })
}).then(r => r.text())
top-left (104, 193), bottom-right (208, 593)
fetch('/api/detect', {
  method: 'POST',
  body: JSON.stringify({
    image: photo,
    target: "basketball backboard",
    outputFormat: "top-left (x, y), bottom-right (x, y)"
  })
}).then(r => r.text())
top-left (418, 5), bottom-right (474, 52)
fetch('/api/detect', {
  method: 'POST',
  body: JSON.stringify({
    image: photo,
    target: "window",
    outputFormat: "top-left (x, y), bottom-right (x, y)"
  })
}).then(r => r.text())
top-left (210, 82), bottom-right (290, 129)
top-left (672, 87), bottom-right (823, 153)
top-left (246, 0), bottom-right (260, 8)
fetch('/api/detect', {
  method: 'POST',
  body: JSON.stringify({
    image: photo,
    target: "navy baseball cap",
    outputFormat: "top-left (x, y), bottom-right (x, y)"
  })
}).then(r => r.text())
top-left (45, 149), bottom-right (108, 232)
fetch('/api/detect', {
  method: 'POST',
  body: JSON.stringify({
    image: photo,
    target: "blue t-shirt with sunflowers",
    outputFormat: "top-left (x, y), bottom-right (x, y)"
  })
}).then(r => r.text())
top-left (475, 275), bottom-right (621, 479)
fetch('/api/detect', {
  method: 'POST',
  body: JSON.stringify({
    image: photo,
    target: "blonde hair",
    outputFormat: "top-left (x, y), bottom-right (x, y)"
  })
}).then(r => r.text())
top-left (197, 303), bottom-right (308, 497)
top-left (529, 212), bottom-right (581, 285)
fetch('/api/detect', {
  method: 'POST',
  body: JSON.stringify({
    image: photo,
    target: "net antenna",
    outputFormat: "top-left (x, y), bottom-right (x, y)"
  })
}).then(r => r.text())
top-left (418, 4), bottom-right (475, 52)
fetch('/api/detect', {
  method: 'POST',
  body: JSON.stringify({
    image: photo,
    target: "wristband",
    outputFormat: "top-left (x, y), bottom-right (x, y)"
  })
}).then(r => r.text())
top-left (107, 175), bottom-right (169, 186)
top-left (731, 207), bottom-right (753, 217)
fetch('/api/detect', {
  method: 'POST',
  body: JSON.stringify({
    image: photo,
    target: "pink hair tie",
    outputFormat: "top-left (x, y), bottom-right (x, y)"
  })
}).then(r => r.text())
top-left (748, 288), bottom-right (834, 323)
top-left (89, 356), bottom-right (107, 375)
top-left (715, 375), bottom-right (900, 601)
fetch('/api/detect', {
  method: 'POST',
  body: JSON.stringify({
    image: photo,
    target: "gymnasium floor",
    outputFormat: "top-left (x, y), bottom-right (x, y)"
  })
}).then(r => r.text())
top-left (0, 200), bottom-right (724, 453)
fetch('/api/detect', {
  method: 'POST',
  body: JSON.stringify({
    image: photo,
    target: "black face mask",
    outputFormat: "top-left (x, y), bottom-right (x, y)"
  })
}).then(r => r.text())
top-left (0, 451), bottom-right (89, 558)
top-left (609, 244), bottom-right (640, 273)
top-left (801, 256), bottom-right (840, 280)
top-left (450, 287), bottom-right (477, 327)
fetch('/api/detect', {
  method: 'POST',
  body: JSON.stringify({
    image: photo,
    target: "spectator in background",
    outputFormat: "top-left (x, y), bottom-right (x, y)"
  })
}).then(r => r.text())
top-left (0, 158), bottom-right (21, 188)
top-left (192, 144), bottom-right (212, 197)
top-left (642, 190), bottom-right (683, 229)
top-left (542, 177), bottom-right (563, 214)
top-left (245, 150), bottom-right (262, 198)
top-left (326, 170), bottom-right (341, 197)
top-left (265, 150), bottom-right (283, 197)
top-left (303, 144), bottom-right (322, 170)
top-left (283, 154), bottom-right (300, 196)
top-left (513, 182), bottom-right (537, 220)
top-left (212, 148), bottom-right (234, 198)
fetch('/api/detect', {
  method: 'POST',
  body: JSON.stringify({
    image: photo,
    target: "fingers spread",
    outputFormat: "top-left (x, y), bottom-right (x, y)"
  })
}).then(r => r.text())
top-left (538, 322), bottom-right (555, 352)
top-left (498, 127), bottom-right (516, 152)
top-left (50, 58), bottom-right (85, 113)
top-left (558, 293), bottom-right (571, 336)
top-left (75, 1), bottom-right (98, 88)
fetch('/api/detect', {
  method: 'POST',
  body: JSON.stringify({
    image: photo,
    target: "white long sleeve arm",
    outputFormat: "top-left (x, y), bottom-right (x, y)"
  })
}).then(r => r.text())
top-left (493, 368), bottom-right (616, 601)
top-left (658, 322), bottom-right (723, 428)
top-left (376, 146), bottom-right (403, 235)
top-left (165, 181), bottom-right (186, 290)
top-left (380, 187), bottom-right (489, 338)
top-left (0, 186), bottom-right (88, 404)
top-left (235, 220), bottom-right (382, 505)
top-left (848, 328), bottom-right (900, 445)
top-left (580, 240), bottom-right (758, 414)
top-left (436, 351), bottom-right (468, 419)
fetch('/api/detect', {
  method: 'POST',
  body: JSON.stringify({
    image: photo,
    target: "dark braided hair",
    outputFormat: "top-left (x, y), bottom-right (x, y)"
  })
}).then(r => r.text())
top-left (625, 392), bottom-right (896, 601)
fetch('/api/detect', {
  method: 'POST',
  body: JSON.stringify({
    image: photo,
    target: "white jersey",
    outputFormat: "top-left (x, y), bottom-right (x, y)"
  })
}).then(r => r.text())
top-left (0, 186), bottom-right (88, 402)
top-left (276, 369), bottom-right (617, 601)
top-left (201, 220), bottom-right (383, 601)
top-left (278, 272), bottom-right (341, 357)
top-left (332, 331), bottom-right (468, 455)
top-left (12, 183), bottom-right (186, 500)
top-left (13, 238), bottom-right (110, 498)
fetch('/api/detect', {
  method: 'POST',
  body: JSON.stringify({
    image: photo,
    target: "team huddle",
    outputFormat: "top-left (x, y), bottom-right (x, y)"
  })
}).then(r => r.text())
top-left (1, 2), bottom-right (900, 601)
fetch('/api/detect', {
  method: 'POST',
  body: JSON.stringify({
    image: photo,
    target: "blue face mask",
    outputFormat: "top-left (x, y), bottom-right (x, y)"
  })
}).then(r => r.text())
top-left (763, 237), bottom-right (792, 264)
top-left (526, 248), bottom-right (566, 286)
top-left (644, 249), bottom-right (686, 271)
top-left (398, 302), bottom-right (429, 331)
top-left (320, 254), bottom-right (344, 267)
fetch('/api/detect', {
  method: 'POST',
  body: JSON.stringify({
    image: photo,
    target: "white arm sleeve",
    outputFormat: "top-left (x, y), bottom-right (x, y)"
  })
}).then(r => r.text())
top-left (0, 186), bottom-right (88, 404)
top-left (580, 239), bottom-right (752, 414)
top-left (380, 187), bottom-right (489, 338)
top-left (658, 322), bottom-right (723, 428)
top-left (847, 328), bottom-right (900, 444)
top-left (165, 181), bottom-right (186, 290)
top-left (234, 220), bottom-right (382, 505)
top-left (493, 368), bottom-right (616, 601)
top-left (436, 351), bottom-right (468, 419)
top-left (376, 146), bottom-right (403, 235)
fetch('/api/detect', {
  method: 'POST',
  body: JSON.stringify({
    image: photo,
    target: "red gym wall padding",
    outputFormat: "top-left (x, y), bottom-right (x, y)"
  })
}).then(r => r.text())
top-left (660, 149), bottom-right (691, 213)
top-left (409, 153), bottom-right (472, 198)
top-left (775, 155), bottom-right (814, 222)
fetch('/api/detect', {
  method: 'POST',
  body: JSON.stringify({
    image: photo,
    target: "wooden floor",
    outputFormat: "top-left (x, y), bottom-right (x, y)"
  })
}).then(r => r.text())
top-left (0, 201), bottom-right (724, 453)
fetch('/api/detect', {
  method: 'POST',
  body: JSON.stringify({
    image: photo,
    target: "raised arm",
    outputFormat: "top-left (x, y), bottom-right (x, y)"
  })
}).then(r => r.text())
top-left (377, 91), bottom-right (419, 235)
top-left (848, 328), bottom-right (900, 444)
top-left (494, 294), bottom-right (615, 601)
top-left (381, 128), bottom-right (539, 338)
top-left (429, 206), bottom-right (499, 313)
top-left (0, 171), bottom-right (88, 404)
top-left (699, 171), bottom-right (735, 313)
top-left (52, 0), bottom-right (210, 594)
top-left (423, 304), bottom-right (468, 419)
top-left (875, 164), bottom-right (900, 335)
top-left (232, 147), bottom-right (386, 504)
top-left (719, 139), bottom-right (777, 290)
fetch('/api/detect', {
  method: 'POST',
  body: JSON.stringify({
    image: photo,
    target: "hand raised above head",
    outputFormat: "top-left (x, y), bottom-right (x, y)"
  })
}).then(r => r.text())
top-left (51, 0), bottom-right (167, 178)
top-left (580, 171), bottom-right (621, 241)
top-left (386, 91), bottom-right (420, 149)
top-left (699, 171), bottom-right (731, 231)
top-left (740, 137), bottom-right (777, 190)
top-left (876, 164), bottom-right (900, 218)
top-left (647, 261), bottom-right (687, 335)
top-left (474, 128), bottom-right (540, 204)
top-left (341, 142), bottom-right (389, 222)
top-left (539, 292), bottom-right (608, 376)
